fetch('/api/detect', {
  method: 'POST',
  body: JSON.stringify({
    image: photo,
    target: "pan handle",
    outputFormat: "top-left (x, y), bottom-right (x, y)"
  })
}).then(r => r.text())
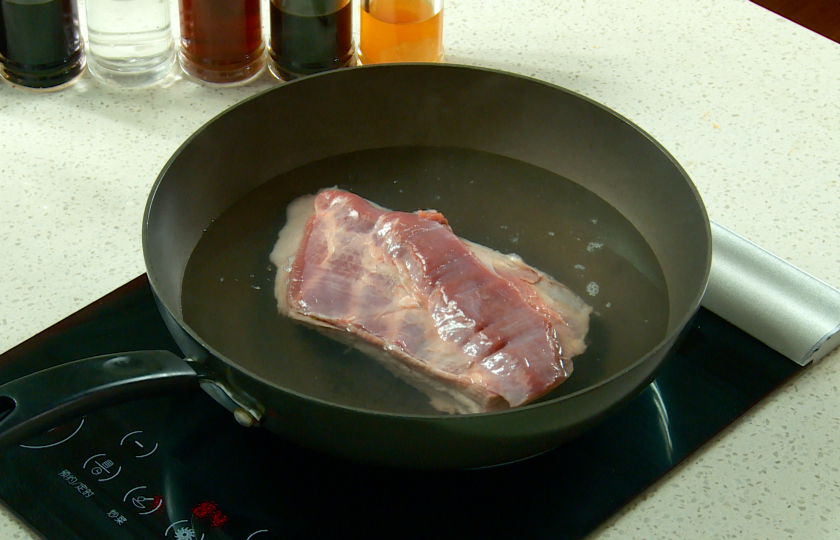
top-left (0, 350), bottom-right (199, 448)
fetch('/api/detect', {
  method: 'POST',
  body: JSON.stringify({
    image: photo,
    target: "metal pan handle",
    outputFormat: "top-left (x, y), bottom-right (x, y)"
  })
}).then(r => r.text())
top-left (0, 351), bottom-right (198, 448)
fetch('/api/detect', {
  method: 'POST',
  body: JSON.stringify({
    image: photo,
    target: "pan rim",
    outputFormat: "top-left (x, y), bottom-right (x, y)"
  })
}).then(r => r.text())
top-left (143, 62), bottom-right (713, 420)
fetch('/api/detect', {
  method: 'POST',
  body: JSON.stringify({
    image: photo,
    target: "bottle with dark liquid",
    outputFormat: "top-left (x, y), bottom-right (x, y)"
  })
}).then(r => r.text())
top-left (0, 0), bottom-right (86, 90)
top-left (268, 0), bottom-right (355, 81)
top-left (178, 0), bottom-right (265, 84)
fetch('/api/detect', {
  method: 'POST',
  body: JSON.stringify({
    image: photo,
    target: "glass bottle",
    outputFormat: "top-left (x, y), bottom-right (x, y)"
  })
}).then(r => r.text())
top-left (359, 0), bottom-right (444, 65)
top-left (84, 0), bottom-right (176, 87)
top-left (0, 0), bottom-right (86, 90)
top-left (178, 0), bottom-right (265, 85)
top-left (268, 0), bottom-right (355, 81)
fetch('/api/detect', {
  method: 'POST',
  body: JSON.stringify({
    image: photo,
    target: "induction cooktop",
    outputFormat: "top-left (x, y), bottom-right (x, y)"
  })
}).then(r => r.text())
top-left (0, 275), bottom-right (803, 540)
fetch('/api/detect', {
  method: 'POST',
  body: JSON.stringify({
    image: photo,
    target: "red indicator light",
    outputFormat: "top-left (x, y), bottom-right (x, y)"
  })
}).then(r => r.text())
top-left (192, 501), bottom-right (229, 528)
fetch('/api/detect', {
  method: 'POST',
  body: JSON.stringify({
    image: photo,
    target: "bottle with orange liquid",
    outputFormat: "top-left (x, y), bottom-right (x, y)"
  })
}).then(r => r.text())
top-left (359, 0), bottom-right (443, 64)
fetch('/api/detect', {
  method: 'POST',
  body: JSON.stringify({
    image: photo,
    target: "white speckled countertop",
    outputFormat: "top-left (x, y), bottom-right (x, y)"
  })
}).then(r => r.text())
top-left (2, 0), bottom-right (839, 538)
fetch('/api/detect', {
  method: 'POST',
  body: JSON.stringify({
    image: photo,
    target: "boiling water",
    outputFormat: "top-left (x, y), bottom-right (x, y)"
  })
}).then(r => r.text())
top-left (181, 147), bottom-right (670, 415)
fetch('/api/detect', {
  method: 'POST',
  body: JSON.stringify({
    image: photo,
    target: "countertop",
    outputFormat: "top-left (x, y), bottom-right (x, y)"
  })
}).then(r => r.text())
top-left (2, 0), bottom-right (839, 538)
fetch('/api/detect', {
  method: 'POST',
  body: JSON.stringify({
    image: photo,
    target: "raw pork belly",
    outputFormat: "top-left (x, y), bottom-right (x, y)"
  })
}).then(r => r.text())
top-left (270, 189), bottom-right (591, 414)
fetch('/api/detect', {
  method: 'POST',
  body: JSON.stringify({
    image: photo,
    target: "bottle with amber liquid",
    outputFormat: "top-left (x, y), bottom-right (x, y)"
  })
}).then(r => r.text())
top-left (268, 0), bottom-right (355, 81)
top-left (178, 0), bottom-right (265, 84)
top-left (359, 0), bottom-right (443, 64)
top-left (0, 0), bottom-right (86, 90)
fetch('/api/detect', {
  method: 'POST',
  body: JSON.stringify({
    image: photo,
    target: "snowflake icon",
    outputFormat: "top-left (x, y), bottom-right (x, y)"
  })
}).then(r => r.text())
top-left (174, 526), bottom-right (196, 540)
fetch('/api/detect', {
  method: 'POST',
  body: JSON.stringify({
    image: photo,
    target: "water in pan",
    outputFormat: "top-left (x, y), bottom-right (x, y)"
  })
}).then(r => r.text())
top-left (181, 146), bottom-right (669, 414)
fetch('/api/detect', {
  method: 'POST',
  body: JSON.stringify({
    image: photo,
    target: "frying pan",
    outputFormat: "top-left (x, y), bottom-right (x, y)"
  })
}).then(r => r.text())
top-left (0, 64), bottom-right (711, 469)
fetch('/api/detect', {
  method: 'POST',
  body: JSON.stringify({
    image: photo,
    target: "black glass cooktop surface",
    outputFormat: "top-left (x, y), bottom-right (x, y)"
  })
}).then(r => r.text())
top-left (0, 275), bottom-right (803, 540)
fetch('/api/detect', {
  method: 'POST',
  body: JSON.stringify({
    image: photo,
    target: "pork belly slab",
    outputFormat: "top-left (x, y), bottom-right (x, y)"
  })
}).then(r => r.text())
top-left (270, 189), bottom-right (591, 414)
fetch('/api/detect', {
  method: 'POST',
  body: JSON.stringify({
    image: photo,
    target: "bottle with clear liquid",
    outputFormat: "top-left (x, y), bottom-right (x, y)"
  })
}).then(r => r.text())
top-left (0, 0), bottom-right (86, 90)
top-left (85, 0), bottom-right (175, 86)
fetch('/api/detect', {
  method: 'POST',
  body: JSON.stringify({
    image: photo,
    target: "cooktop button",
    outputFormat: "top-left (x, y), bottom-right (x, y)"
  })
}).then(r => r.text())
top-left (123, 485), bottom-right (165, 515)
top-left (83, 453), bottom-right (122, 482)
top-left (166, 519), bottom-right (204, 540)
top-left (120, 430), bottom-right (159, 458)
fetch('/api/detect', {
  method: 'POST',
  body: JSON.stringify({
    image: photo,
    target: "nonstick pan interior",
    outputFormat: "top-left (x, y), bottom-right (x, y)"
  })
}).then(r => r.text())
top-left (179, 146), bottom-right (670, 414)
top-left (144, 64), bottom-right (710, 420)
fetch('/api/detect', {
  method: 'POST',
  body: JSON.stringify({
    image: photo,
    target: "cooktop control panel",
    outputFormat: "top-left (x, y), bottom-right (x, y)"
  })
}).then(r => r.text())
top-left (3, 391), bottom-right (274, 540)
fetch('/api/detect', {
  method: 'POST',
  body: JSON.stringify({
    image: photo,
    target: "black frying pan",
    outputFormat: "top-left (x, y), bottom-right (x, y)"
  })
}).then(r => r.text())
top-left (0, 64), bottom-right (711, 469)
